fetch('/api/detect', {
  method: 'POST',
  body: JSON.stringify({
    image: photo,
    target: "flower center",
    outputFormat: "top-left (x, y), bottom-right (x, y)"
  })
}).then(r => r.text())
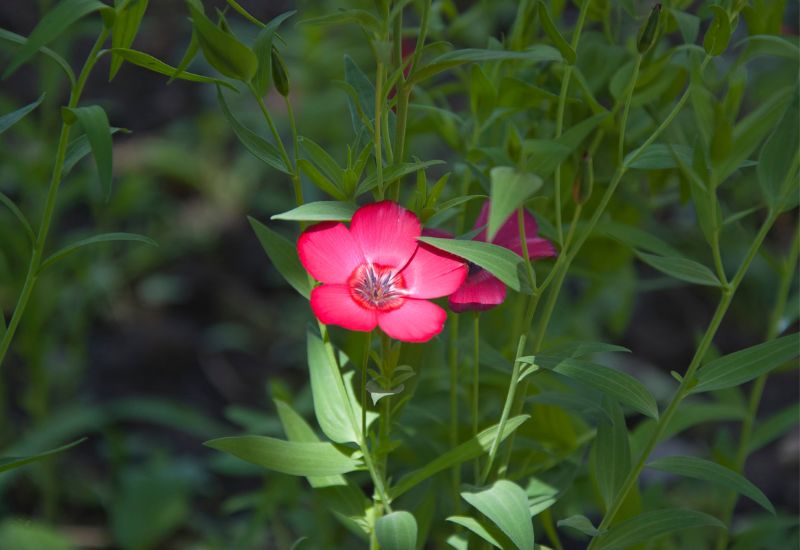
top-left (348, 263), bottom-right (406, 311)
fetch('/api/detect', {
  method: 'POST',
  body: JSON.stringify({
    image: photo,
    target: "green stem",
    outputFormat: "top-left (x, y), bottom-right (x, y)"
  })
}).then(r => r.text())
top-left (374, 61), bottom-right (386, 199)
top-left (472, 312), bottom-right (480, 481)
top-left (479, 335), bottom-right (526, 484)
top-left (588, 209), bottom-right (780, 546)
top-left (617, 55), bottom-right (642, 167)
top-left (448, 314), bottom-right (461, 510)
top-left (0, 26), bottom-right (110, 370)
top-left (714, 226), bottom-right (798, 550)
top-left (361, 331), bottom-right (373, 443)
top-left (284, 96), bottom-right (304, 206)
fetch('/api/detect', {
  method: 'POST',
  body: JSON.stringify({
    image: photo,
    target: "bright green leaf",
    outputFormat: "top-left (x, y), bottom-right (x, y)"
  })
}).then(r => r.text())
top-left (636, 251), bottom-right (720, 287)
top-left (625, 143), bottom-right (693, 170)
top-left (418, 236), bottom-right (524, 292)
top-left (204, 435), bottom-right (361, 476)
top-left (299, 159), bottom-right (346, 199)
top-left (0, 28), bottom-right (75, 86)
top-left (691, 333), bottom-right (800, 394)
top-left (557, 515), bottom-right (604, 537)
top-left (447, 515), bottom-right (514, 548)
top-left (109, 48), bottom-right (235, 88)
top-left (488, 167), bottom-right (542, 241)
top-left (248, 216), bottom-right (310, 298)
top-left (538, 3), bottom-right (575, 64)
top-left (462, 480), bottom-right (534, 550)
top-left (63, 127), bottom-right (124, 177)
top-left (272, 201), bottom-right (356, 222)
top-left (375, 511), bottom-right (417, 550)
top-left (63, 105), bottom-right (114, 198)
top-left (188, 3), bottom-right (257, 82)
top-left (357, 160), bottom-right (445, 195)
top-left (703, 5), bottom-right (732, 57)
top-left (647, 455), bottom-right (774, 513)
top-left (252, 10), bottom-right (296, 95)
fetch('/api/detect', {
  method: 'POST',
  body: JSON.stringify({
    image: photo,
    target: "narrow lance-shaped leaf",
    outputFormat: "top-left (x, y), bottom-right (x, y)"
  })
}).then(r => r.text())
top-left (703, 5), bottom-right (732, 57)
top-left (272, 201), bottom-right (357, 223)
top-left (63, 105), bottom-right (114, 198)
top-left (3, 0), bottom-right (110, 79)
top-left (636, 251), bottom-right (720, 287)
top-left (0, 93), bottom-right (45, 134)
top-left (593, 399), bottom-right (631, 509)
top-left (488, 167), bottom-right (543, 241)
top-left (0, 28), bottom-right (76, 85)
top-left (248, 217), bottom-right (310, 298)
top-left (187, 3), bottom-right (257, 82)
top-left (418, 236), bottom-right (524, 292)
top-left (538, 2), bottom-right (576, 64)
top-left (204, 435), bottom-right (361, 477)
top-left (758, 95), bottom-right (799, 210)
top-left (109, 48), bottom-right (235, 88)
top-left (375, 511), bottom-right (418, 550)
top-left (447, 516), bottom-right (515, 549)
top-left (216, 87), bottom-right (289, 174)
top-left (558, 515), bottom-right (604, 537)
top-left (109, 0), bottom-right (149, 79)
top-left (593, 508), bottom-right (725, 550)
top-left (461, 480), bottom-right (534, 550)
top-left (63, 127), bottom-right (125, 177)
top-left (0, 437), bottom-right (87, 475)
top-left (251, 11), bottom-right (297, 95)
top-left (647, 455), bottom-right (774, 513)
top-left (39, 233), bottom-right (156, 273)
top-left (389, 415), bottom-right (529, 499)
top-left (691, 333), bottom-right (800, 394)
top-left (0, 190), bottom-right (35, 245)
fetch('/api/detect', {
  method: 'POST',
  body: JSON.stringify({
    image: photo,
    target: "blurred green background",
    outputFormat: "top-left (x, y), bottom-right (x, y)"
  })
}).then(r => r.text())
top-left (0, 0), bottom-right (797, 548)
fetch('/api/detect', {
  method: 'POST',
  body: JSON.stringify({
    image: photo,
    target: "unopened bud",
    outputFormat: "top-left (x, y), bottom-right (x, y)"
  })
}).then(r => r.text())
top-left (271, 47), bottom-right (290, 96)
top-left (572, 152), bottom-right (594, 205)
top-left (637, 3), bottom-right (661, 54)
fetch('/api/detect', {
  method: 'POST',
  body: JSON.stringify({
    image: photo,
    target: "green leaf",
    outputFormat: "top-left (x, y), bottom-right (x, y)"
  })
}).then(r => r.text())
top-left (225, 0), bottom-right (265, 27)
top-left (300, 9), bottom-right (381, 33)
top-left (248, 217), bottom-right (310, 298)
top-left (736, 35), bottom-right (800, 63)
top-left (63, 127), bottom-right (124, 177)
top-left (462, 480), bottom-right (534, 550)
top-left (487, 167), bottom-right (543, 241)
top-left (636, 252), bottom-right (720, 287)
top-left (411, 46), bottom-right (562, 85)
top-left (109, 0), bottom-right (149, 79)
top-left (758, 96), bottom-right (799, 209)
top-left (39, 232), bottom-right (156, 273)
top-left (389, 415), bottom-right (529, 499)
top-left (299, 136), bottom-right (344, 187)
top-left (625, 143), bottom-right (693, 170)
top-left (691, 333), bottom-right (800, 394)
top-left (669, 9), bottom-right (700, 44)
top-left (647, 456), bottom-right (774, 513)
top-left (594, 508), bottom-right (725, 550)
top-left (188, 3), bottom-right (257, 82)
top-left (749, 403), bottom-right (800, 453)
top-left (596, 222), bottom-right (682, 257)
top-left (63, 105), bottom-right (114, 198)
top-left (357, 160), bottom-right (445, 195)
top-left (447, 515), bottom-right (515, 548)
top-left (108, 48), bottom-right (236, 88)
top-left (216, 87), bottom-right (288, 174)
top-left (0, 190), bottom-right (35, 245)
top-left (537, 3), bottom-right (575, 64)
top-left (0, 437), bottom-right (86, 474)
top-left (204, 435), bottom-right (361, 476)
top-left (252, 10), bottom-right (296, 95)
top-left (703, 5), bottom-right (732, 57)
top-left (272, 201), bottom-right (356, 222)
top-left (593, 399), bottom-right (631, 509)
top-left (375, 511), bottom-right (417, 550)
top-left (298, 159), bottom-right (347, 199)
top-left (3, 0), bottom-right (109, 79)
top-left (306, 330), bottom-right (359, 444)
top-left (0, 93), bottom-right (44, 134)
top-left (557, 515), bottom-right (604, 537)
top-left (343, 54), bottom-right (375, 130)
top-left (418, 236), bottom-right (524, 292)
top-left (661, 402), bottom-right (745, 441)
top-left (534, 356), bottom-right (659, 419)
top-left (0, 28), bottom-right (76, 86)
top-left (522, 113), bottom-right (609, 177)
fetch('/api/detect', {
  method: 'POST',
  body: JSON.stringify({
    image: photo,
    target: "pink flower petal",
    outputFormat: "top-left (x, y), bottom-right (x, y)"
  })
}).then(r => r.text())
top-left (474, 201), bottom-right (542, 249)
top-left (506, 236), bottom-right (558, 259)
top-left (399, 244), bottom-right (466, 299)
top-left (377, 298), bottom-right (447, 343)
top-left (350, 201), bottom-right (421, 269)
top-left (448, 270), bottom-right (507, 313)
top-left (298, 221), bottom-right (365, 284)
top-left (310, 284), bottom-right (378, 332)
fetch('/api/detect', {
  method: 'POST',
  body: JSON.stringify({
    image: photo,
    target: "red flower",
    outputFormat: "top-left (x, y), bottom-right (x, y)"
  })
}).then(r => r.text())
top-left (298, 201), bottom-right (467, 343)
top-left (449, 202), bottom-right (556, 313)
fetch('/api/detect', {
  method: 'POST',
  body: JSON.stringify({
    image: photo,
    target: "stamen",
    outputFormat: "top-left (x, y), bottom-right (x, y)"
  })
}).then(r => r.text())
top-left (349, 263), bottom-right (406, 311)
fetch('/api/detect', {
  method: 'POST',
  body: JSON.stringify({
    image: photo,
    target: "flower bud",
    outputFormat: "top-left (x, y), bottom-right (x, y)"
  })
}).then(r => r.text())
top-left (271, 47), bottom-right (290, 96)
top-left (637, 3), bottom-right (661, 54)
